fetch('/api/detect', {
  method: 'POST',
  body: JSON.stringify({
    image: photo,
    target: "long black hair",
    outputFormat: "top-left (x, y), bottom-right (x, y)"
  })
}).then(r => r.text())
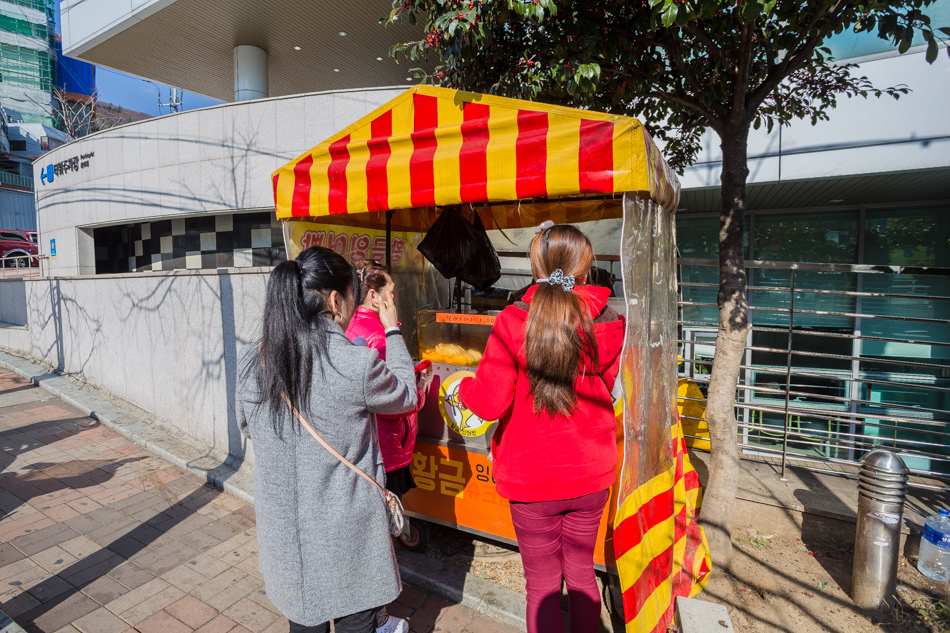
top-left (253, 246), bottom-right (357, 435)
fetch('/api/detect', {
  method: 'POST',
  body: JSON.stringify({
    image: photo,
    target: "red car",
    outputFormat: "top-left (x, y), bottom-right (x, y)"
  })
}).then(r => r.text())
top-left (0, 229), bottom-right (38, 268)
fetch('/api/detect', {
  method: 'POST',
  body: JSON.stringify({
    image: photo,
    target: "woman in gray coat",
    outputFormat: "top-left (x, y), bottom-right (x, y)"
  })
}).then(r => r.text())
top-left (237, 245), bottom-right (418, 633)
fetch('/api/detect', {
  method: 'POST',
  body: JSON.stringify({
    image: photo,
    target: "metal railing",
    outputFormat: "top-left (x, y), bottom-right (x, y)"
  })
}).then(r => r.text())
top-left (0, 170), bottom-right (33, 189)
top-left (677, 258), bottom-right (950, 489)
top-left (0, 253), bottom-right (46, 277)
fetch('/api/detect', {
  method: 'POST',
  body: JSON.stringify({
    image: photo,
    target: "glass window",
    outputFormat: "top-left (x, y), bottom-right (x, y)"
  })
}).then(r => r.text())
top-left (752, 211), bottom-right (859, 330)
top-left (856, 206), bottom-right (950, 474)
top-left (676, 216), bottom-right (733, 328)
top-left (861, 206), bottom-right (950, 361)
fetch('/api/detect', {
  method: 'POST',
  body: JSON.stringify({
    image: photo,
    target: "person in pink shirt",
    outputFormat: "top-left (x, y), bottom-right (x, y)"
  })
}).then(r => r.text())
top-left (346, 260), bottom-right (430, 633)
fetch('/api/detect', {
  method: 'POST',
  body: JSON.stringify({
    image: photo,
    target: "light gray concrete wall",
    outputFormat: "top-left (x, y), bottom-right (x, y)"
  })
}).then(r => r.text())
top-left (0, 279), bottom-right (27, 326)
top-left (33, 86), bottom-right (405, 276)
top-left (0, 269), bottom-right (269, 463)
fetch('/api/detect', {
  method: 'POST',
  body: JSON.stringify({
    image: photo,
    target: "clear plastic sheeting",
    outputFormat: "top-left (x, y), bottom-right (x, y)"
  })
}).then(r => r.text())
top-left (281, 218), bottom-right (449, 355)
top-left (617, 194), bottom-right (678, 501)
top-left (613, 194), bottom-right (710, 632)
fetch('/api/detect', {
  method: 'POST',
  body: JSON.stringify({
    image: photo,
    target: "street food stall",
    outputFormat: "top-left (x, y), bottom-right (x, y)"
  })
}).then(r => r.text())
top-left (272, 87), bottom-right (709, 625)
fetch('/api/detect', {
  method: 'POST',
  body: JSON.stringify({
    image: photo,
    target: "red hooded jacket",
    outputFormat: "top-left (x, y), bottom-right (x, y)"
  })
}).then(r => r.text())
top-left (458, 285), bottom-right (625, 502)
top-left (346, 307), bottom-right (424, 472)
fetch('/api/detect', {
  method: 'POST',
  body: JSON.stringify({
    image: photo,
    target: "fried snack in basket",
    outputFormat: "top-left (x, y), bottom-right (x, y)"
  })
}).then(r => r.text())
top-left (421, 343), bottom-right (484, 367)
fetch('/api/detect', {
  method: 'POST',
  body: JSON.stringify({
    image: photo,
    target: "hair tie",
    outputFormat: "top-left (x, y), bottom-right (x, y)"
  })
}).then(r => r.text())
top-left (535, 220), bottom-right (555, 234)
top-left (536, 269), bottom-right (575, 292)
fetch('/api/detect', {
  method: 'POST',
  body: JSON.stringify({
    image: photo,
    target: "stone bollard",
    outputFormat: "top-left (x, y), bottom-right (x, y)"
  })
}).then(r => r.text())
top-left (852, 449), bottom-right (909, 609)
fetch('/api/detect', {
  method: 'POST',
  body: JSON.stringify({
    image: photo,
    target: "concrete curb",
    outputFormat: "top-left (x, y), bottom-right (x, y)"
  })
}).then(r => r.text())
top-left (0, 350), bottom-right (528, 632)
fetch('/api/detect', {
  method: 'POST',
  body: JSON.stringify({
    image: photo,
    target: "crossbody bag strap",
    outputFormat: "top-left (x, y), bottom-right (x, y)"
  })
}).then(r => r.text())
top-left (280, 394), bottom-right (388, 497)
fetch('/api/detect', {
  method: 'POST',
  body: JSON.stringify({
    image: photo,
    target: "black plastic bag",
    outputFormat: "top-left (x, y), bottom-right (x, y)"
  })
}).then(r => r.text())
top-left (418, 206), bottom-right (501, 291)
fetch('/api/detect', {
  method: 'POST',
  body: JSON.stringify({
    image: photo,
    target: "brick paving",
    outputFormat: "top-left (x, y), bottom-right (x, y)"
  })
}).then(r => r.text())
top-left (0, 369), bottom-right (518, 633)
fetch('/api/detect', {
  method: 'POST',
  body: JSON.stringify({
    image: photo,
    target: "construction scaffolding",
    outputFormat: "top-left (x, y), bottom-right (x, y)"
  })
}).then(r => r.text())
top-left (0, 44), bottom-right (51, 91)
top-left (0, 0), bottom-right (53, 125)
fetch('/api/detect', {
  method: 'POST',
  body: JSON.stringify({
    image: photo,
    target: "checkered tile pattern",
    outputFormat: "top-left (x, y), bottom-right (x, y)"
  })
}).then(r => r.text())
top-left (93, 212), bottom-right (284, 274)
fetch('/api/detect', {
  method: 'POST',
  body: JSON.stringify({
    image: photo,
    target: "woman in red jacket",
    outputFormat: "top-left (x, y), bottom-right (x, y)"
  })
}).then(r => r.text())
top-left (458, 224), bottom-right (624, 633)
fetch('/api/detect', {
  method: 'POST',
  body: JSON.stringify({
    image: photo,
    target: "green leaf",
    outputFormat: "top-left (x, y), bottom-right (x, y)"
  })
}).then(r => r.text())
top-left (648, 0), bottom-right (664, 7)
top-left (940, 27), bottom-right (950, 37)
top-left (661, 2), bottom-right (678, 28)
top-left (741, 1), bottom-right (759, 21)
top-left (926, 38), bottom-right (938, 64)
top-left (898, 35), bottom-right (913, 54)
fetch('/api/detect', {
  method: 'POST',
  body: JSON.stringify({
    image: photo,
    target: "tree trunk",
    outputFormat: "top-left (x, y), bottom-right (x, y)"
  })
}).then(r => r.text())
top-left (698, 126), bottom-right (753, 569)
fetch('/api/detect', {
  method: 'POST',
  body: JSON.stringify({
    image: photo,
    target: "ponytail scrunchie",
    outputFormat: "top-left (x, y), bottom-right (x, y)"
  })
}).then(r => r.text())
top-left (537, 269), bottom-right (575, 292)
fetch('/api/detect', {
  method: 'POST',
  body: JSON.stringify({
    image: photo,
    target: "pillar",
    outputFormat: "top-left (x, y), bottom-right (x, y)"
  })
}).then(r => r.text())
top-left (233, 45), bottom-right (268, 102)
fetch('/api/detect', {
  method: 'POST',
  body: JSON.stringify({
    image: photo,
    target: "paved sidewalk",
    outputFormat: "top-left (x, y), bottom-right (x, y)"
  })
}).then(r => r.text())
top-left (0, 369), bottom-right (518, 633)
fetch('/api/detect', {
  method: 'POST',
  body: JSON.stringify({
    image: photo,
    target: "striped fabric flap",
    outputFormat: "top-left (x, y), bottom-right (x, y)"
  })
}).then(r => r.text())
top-left (613, 420), bottom-right (712, 632)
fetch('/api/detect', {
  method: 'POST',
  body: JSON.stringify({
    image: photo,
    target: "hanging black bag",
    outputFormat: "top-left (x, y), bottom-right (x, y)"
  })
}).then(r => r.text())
top-left (418, 206), bottom-right (501, 291)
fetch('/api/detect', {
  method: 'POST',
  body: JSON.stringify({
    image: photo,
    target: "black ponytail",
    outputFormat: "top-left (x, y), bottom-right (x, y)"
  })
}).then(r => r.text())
top-left (253, 246), bottom-right (356, 435)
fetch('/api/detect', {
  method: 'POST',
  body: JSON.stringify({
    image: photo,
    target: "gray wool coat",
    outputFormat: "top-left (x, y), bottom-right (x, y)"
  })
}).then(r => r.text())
top-left (237, 321), bottom-right (418, 626)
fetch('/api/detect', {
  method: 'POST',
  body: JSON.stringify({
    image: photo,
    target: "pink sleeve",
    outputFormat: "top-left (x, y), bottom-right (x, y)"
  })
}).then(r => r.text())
top-left (458, 313), bottom-right (519, 421)
top-left (365, 330), bottom-right (386, 360)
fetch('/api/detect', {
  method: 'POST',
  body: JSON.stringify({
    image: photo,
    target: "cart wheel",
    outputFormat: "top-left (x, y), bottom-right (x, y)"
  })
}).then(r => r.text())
top-left (398, 519), bottom-right (429, 553)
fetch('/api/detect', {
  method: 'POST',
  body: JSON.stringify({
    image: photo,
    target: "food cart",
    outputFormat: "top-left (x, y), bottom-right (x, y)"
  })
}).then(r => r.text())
top-left (271, 85), bottom-right (682, 575)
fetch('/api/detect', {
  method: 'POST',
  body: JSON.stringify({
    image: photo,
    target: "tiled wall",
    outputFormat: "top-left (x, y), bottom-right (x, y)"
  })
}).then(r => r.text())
top-left (94, 211), bottom-right (284, 274)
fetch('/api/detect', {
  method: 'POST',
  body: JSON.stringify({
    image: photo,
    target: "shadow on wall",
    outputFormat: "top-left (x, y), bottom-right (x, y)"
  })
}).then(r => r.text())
top-left (37, 111), bottom-right (303, 222)
top-left (12, 270), bottom-right (265, 463)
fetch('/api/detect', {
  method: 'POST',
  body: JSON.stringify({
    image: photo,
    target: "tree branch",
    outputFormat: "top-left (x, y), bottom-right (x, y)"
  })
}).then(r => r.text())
top-left (631, 90), bottom-right (721, 130)
top-left (683, 23), bottom-right (737, 77)
top-left (664, 33), bottom-right (730, 119)
top-left (732, 21), bottom-right (755, 122)
top-left (748, 0), bottom-right (850, 111)
top-left (761, 26), bottom-right (776, 72)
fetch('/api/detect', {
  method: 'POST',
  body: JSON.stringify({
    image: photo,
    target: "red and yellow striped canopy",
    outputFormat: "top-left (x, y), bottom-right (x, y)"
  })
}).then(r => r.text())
top-left (272, 86), bottom-right (680, 220)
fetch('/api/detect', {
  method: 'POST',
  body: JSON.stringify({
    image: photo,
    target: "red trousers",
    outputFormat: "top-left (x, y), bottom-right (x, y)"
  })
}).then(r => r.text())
top-left (509, 489), bottom-right (609, 633)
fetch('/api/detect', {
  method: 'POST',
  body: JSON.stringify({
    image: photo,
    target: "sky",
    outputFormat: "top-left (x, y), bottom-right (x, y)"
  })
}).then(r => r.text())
top-left (94, 68), bottom-right (223, 116)
top-left (52, 0), bottom-right (222, 117)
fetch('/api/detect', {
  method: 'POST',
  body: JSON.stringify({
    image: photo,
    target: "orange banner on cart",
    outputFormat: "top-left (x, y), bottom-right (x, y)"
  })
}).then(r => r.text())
top-left (272, 85), bottom-right (680, 219)
top-left (435, 313), bottom-right (496, 326)
top-left (402, 441), bottom-right (618, 568)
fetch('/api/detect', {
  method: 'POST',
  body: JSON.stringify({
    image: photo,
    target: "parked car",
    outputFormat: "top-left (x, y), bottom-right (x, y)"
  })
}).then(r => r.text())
top-left (0, 229), bottom-right (38, 268)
